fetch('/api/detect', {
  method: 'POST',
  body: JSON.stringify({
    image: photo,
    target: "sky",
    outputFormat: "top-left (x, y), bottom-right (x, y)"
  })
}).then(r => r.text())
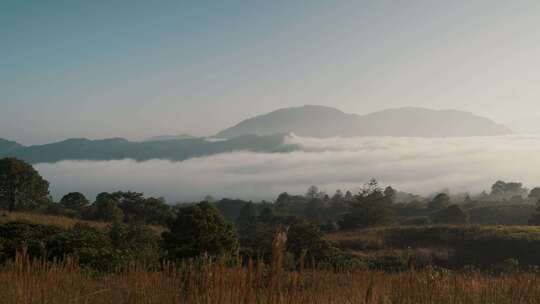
top-left (2, 0), bottom-right (540, 145)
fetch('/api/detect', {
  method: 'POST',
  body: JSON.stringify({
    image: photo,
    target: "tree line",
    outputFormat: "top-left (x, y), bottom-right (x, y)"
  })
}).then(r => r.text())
top-left (3, 157), bottom-right (540, 271)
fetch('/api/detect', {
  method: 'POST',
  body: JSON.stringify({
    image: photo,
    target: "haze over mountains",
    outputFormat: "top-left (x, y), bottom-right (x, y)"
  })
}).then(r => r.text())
top-left (0, 106), bottom-right (512, 164)
top-left (216, 106), bottom-right (512, 139)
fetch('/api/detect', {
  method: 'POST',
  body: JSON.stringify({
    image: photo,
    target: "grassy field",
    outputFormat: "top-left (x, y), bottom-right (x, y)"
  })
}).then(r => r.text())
top-left (3, 253), bottom-right (540, 304)
top-left (4, 214), bottom-right (540, 303)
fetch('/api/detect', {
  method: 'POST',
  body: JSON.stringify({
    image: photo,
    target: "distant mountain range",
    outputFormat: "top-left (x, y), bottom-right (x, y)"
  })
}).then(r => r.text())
top-left (1, 106), bottom-right (512, 164)
top-left (215, 105), bottom-right (512, 138)
top-left (0, 134), bottom-right (295, 164)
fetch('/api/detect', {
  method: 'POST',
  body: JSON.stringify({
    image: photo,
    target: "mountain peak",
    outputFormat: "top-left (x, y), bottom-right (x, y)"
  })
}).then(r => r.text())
top-left (216, 106), bottom-right (512, 139)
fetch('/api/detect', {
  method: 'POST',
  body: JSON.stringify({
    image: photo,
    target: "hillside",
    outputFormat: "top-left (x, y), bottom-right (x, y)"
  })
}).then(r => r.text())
top-left (0, 139), bottom-right (24, 154)
top-left (143, 134), bottom-right (196, 142)
top-left (0, 134), bottom-right (294, 164)
top-left (216, 105), bottom-right (512, 138)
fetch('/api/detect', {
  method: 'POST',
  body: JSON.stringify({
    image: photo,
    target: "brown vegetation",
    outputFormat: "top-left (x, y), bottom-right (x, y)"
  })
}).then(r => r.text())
top-left (3, 253), bottom-right (540, 304)
top-left (0, 211), bottom-right (107, 229)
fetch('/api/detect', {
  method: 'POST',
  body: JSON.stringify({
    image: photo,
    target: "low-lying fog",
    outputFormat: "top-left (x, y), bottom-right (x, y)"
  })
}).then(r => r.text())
top-left (36, 135), bottom-right (540, 202)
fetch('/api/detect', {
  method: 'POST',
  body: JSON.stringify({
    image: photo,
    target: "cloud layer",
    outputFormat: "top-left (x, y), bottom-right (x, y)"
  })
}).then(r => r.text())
top-left (36, 135), bottom-right (540, 202)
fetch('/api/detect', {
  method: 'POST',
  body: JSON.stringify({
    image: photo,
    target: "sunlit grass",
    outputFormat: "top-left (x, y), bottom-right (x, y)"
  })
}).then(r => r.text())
top-left (0, 211), bottom-right (166, 234)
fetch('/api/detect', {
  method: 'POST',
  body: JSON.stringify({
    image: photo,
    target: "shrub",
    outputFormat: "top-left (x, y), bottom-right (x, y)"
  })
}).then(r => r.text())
top-left (162, 202), bottom-right (238, 261)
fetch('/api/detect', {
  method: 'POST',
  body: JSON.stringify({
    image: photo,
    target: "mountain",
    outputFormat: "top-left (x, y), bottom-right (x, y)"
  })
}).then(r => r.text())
top-left (0, 134), bottom-right (295, 164)
top-left (143, 134), bottom-right (196, 142)
top-left (0, 139), bottom-right (24, 155)
top-left (215, 105), bottom-right (512, 138)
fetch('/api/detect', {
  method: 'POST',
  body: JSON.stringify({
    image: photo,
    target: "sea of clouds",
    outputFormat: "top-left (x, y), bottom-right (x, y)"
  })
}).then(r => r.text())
top-left (36, 135), bottom-right (540, 202)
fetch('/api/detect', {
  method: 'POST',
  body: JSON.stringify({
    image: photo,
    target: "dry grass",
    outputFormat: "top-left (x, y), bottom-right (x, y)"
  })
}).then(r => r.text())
top-left (0, 211), bottom-right (108, 229)
top-left (0, 211), bottom-right (166, 234)
top-left (3, 253), bottom-right (540, 303)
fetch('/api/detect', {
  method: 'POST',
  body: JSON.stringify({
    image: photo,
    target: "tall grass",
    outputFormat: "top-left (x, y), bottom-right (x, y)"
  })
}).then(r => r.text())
top-left (3, 252), bottom-right (540, 303)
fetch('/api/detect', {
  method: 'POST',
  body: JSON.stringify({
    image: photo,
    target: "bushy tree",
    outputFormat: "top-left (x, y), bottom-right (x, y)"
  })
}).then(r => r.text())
top-left (215, 199), bottom-right (249, 222)
top-left (94, 193), bottom-right (124, 222)
top-left (236, 202), bottom-right (257, 227)
top-left (491, 181), bottom-right (528, 200)
top-left (428, 193), bottom-right (451, 211)
top-left (431, 204), bottom-right (468, 224)
top-left (304, 198), bottom-right (325, 224)
top-left (162, 202), bottom-right (238, 260)
top-left (529, 199), bottom-right (540, 226)
top-left (306, 185), bottom-right (320, 200)
top-left (286, 218), bottom-right (337, 262)
top-left (60, 192), bottom-right (89, 210)
top-left (339, 180), bottom-right (393, 229)
top-left (529, 188), bottom-right (540, 203)
top-left (0, 158), bottom-right (49, 212)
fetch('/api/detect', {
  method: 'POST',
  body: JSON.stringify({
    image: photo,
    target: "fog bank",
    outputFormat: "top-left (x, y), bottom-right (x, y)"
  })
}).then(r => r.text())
top-left (36, 135), bottom-right (540, 202)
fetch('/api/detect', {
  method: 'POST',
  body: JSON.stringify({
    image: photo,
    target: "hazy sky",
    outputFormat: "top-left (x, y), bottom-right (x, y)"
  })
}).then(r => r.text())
top-left (2, 1), bottom-right (540, 145)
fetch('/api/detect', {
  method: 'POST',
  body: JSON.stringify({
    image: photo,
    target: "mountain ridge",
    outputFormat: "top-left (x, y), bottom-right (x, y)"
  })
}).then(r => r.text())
top-left (0, 134), bottom-right (295, 164)
top-left (215, 105), bottom-right (512, 139)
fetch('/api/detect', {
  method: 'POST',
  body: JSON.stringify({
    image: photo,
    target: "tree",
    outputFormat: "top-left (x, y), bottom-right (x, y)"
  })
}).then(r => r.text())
top-left (529, 188), bottom-right (540, 203)
top-left (94, 193), bottom-right (124, 222)
top-left (162, 202), bottom-right (238, 260)
top-left (258, 206), bottom-right (275, 223)
top-left (60, 192), bottom-right (89, 210)
top-left (428, 193), bottom-right (450, 211)
top-left (331, 190), bottom-right (344, 204)
top-left (344, 191), bottom-right (354, 203)
top-left (236, 202), bottom-right (257, 227)
top-left (304, 198), bottom-right (325, 224)
top-left (339, 181), bottom-right (393, 230)
top-left (286, 218), bottom-right (337, 262)
top-left (433, 204), bottom-right (468, 224)
top-left (306, 185), bottom-right (320, 200)
top-left (0, 158), bottom-right (49, 212)
top-left (384, 186), bottom-right (396, 203)
top-left (215, 199), bottom-right (249, 222)
top-left (490, 181), bottom-right (528, 199)
top-left (431, 204), bottom-right (468, 224)
top-left (529, 199), bottom-right (540, 226)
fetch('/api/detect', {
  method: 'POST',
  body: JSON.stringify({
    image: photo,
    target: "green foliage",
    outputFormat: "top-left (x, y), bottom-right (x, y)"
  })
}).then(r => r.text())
top-left (427, 193), bottom-right (450, 211)
top-left (0, 220), bottom-right (162, 271)
top-left (112, 192), bottom-right (174, 225)
top-left (60, 192), bottom-right (89, 210)
top-left (215, 198), bottom-right (249, 222)
top-left (490, 180), bottom-right (528, 201)
top-left (236, 202), bottom-right (257, 227)
top-left (339, 180), bottom-right (393, 230)
top-left (431, 205), bottom-right (468, 224)
top-left (529, 199), bottom-right (540, 226)
top-left (0, 158), bottom-right (50, 211)
top-left (468, 204), bottom-right (534, 225)
top-left (357, 225), bottom-right (540, 269)
top-left (162, 202), bottom-right (239, 261)
top-left (48, 223), bottom-right (121, 270)
top-left (286, 218), bottom-right (337, 262)
top-left (529, 187), bottom-right (540, 202)
top-left (0, 221), bottom-right (62, 261)
top-left (94, 193), bottom-right (124, 222)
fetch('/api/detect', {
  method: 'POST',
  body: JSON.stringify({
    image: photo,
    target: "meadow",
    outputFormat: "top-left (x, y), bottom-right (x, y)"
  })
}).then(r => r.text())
top-left (3, 252), bottom-right (540, 304)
